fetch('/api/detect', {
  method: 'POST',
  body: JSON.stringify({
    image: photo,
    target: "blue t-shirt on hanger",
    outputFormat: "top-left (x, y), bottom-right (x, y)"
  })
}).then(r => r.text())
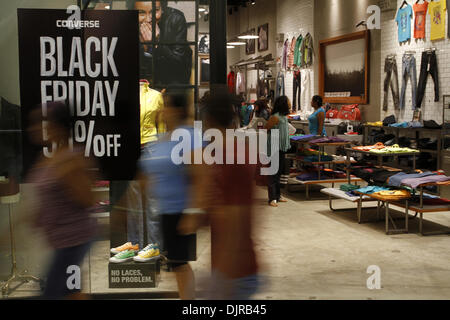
top-left (396, 4), bottom-right (413, 43)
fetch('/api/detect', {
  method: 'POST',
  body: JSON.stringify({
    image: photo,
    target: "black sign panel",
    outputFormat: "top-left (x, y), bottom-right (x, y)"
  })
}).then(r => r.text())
top-left (108, 261), bottom-right (160, 289)
top-left (18, 9), bottom-right (140, 180)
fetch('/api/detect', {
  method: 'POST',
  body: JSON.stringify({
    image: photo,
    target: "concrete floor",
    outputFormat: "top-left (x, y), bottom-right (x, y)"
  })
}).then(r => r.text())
top-left (3, 185), bottom-right (450, 299)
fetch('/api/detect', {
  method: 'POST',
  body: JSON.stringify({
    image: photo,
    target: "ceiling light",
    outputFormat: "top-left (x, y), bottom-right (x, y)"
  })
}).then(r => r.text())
top-left (105, 5), bottom-right (110, 9)
top-left (238, 34), bottom-right (259, 40)
top-left (227, 45), bottom-right (235, 49)
top-left (199, 8), bottom-right (206, 12)
top-left (227, 41), bottom-right (246, 46)
top-left (251, 1), bottom-right (256, 5)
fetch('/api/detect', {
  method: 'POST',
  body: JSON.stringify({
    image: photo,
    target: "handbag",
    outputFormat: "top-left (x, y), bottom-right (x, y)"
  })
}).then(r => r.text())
top-left (337, 104), bottom-right (361, 121)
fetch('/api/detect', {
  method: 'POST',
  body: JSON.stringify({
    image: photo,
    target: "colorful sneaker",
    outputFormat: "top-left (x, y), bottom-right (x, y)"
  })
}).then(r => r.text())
top-left (133, 247), bottom-right (161, 262)
top-left (109, 250), bottom-right (137, 263)
top-left (138, 243), bottom-right (160, 255)
top-left (110, 242), bottom-right (139, 255)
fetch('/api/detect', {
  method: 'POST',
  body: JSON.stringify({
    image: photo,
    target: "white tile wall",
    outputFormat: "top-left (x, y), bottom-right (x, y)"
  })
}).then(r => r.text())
top-left (276, 0), bottom-right (315, 110)
top-left (381, 0), bottom-right (450, 123)
top-left (226, 0), bottom-right (315, 104)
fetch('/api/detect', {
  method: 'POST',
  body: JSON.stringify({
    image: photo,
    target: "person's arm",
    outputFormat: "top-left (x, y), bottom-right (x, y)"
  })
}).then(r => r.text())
top-left (155, 11), bottom-right (190, 67)
top-left (56, 154), bottom-right (95, 208)
top-left (317, 111), bottom-right (325, 136)
top-left (265, 115), bottom-right (279, 130)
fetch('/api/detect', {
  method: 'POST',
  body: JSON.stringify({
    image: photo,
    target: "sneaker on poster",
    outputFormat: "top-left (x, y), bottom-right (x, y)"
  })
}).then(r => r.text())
top-left (110, 242), bottom-right (139, 255)
top-left (109, 250), bottom-right (137, 263)
top-left (133, 247), bottom-right (161, 262)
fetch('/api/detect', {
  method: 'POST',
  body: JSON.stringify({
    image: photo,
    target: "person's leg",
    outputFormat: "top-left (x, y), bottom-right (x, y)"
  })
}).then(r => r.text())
top-left (126, 180), bottom-right (144, 248)
top-left (267, 173), bottom-right (277, 203)
top-left (43, 242), bottom-right (91, 299)
top-left (174, 263), bottom-right (195, 300)
top-left (275, 152), bottom-right (285, 201)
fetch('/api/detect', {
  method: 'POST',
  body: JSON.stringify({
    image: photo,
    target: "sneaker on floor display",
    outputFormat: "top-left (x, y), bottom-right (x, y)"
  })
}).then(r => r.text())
top-left (110, 242), bottom-right (139, 255)
top-left (134, 247), bottom-right (161, 262)
top-left (109, 250), bottom-right (137, 263)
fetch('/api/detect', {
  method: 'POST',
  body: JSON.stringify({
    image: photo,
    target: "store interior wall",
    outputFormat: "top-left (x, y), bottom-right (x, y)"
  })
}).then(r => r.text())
top-left (381, 0), bottom-right (449, 124)
top-left (227, 0), bottom-right (278, 101)
top-left (314, 0), bottom-right (382, 123)
top-left (276, 0), bottom-right (315, 113)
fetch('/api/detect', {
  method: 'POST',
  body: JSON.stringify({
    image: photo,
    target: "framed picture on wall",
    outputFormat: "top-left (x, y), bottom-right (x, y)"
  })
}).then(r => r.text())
top-left (198, 33), bottom-right (209, 54)
top-left (319, 30), bottom-right (370, 104)
top-left (200, 55), bottom-right (210, 86)
top-left (258, 24), bottom-right (269, 52)
top-left (246, 28), bottom-right (256, 55)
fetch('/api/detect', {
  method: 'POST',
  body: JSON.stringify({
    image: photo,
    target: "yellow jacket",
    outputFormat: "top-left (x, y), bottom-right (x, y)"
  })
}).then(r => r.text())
top-left (140, 83), bottom-right (165, 144)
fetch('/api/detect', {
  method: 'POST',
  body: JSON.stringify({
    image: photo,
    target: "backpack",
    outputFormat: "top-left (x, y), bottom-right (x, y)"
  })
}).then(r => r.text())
top-left (326, 106), bottom-right (339, 119)
top-left (337, 104), bottom-right (361, 121)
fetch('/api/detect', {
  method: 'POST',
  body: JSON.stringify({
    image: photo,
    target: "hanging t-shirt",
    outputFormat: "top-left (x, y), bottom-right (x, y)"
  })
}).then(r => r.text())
top-left (428, 0), bottom-right (447, 41)
top-left (396, 5), bottom-right (413, 43)
top-left (413, 1), bottom-right (429, 39)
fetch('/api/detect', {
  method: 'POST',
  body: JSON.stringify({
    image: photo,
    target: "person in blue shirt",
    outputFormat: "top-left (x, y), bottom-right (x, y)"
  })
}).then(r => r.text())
top-left (140, 89), bottom-right (199, 300)
top-left (308, 95), bottom-right (327, 136)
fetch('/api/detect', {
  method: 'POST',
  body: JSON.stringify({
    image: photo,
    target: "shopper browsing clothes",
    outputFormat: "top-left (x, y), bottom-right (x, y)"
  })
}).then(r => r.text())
top-left (179, 88), bottom-right (261, 300)
top-left (140, 90), bottom-right (198, 300)
top-left (308, 95), bottom-right (327, 136)
top-left (27, 102), bottom-right (97, 299)
top-left (265, 96), bottom-right (292, 207)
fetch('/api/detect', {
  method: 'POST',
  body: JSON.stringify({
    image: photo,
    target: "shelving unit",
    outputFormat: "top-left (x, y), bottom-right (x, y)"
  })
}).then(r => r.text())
top-left (363, 125), bottom-right (443, 169)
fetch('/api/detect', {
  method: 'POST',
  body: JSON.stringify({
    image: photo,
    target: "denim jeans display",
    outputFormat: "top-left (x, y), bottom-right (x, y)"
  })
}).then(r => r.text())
top-left (292, 70), bottom-right (301, 112)
top-left (417, 50), bottom-right (439, 109)
top-left (400, 54), bottom-right (417, 110)
top-left (275, 71), bottom-right (285, 100)
top-left (383, 56), bottom-right (400, 111)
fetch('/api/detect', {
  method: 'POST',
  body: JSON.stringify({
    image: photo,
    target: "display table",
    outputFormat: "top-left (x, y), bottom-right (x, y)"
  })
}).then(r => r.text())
top-left (288, 177), bottom-right (363, 200)
top-left (354, 191), bottom-right (411, 235)
top-left (320, 188), bottom-right (378, 223)
top-left (345, 148), bottom-right (420, 172)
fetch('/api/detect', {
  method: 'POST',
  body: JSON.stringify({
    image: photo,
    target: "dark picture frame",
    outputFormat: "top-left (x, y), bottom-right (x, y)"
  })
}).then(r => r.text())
top-left (245, 28), bottom-right (256, 55)
top-left (198, 33), bottom-right (209, 54)
top-left (258, 23), bottom-right (268, 52)
top-left (319, 30), bottom-right (370, 104)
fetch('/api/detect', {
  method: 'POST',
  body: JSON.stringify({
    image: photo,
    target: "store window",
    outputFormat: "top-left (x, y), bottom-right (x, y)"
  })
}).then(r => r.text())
top-left (0, 0), bottom-right (209, 299)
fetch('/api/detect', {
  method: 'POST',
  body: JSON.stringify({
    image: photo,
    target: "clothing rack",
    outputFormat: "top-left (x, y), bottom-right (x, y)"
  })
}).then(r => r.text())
top-left (233, 58), bottom-right (276, 102)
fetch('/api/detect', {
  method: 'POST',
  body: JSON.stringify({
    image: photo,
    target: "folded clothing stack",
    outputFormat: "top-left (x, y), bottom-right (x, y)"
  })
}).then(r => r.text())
top-left (369, 144), bottom-right (419, 154)
top-left (340, 184), bottom-right (360, 192)
top-left (308, 136), bottom-right (348, 144)
top-left (387, 171), bottom-right (450, 189)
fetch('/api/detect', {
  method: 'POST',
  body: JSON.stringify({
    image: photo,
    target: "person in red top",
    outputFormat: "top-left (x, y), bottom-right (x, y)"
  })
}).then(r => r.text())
top-left (179, 88), bottom-right (261, 300)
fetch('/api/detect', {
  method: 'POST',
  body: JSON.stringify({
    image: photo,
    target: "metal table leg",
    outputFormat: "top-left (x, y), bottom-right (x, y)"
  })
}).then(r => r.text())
top-left (405, 200), bottom-right (409, 233)
top-left (357, 195), bottom-right (362, 224)
top-left (385, 202), bottom-right (389, 234)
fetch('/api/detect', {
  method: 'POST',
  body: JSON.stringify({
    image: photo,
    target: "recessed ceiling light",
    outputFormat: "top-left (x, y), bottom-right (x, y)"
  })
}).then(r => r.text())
top-left (227, 41), bottom-right (246, 46)
top-left (227, 45), bottom-right (235, 49)
top-left (105, 5), bottom-right (110, 9)
top-left (238, 34), bottom-right (259, 39)
top-left (199, 8), bottom-right (206, 12)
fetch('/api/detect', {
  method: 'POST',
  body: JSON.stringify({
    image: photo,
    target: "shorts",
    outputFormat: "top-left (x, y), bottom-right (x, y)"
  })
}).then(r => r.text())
top-left (161, 213), bottom-right (196, 269)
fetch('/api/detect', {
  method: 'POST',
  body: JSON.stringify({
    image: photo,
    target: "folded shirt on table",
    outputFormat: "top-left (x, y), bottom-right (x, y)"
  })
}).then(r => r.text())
top-left (340, 184), bottom-right (360, 192)
top-left (291, 134), bottom-right (316, 141)
top-left (401, 175), bottom-right (450, 189)
top-left (387, 172), bottom-right (437, 187)
top-left (303, 155), bottom-right (334, 162)
top-left (369, 144), bottom-right (419, 154)
top-left (308, 136), bottom-right (348, 144)
top-left (355, 186), bottom-right (390, 194)
top-left (389, 122), bottom-right (409, 128)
